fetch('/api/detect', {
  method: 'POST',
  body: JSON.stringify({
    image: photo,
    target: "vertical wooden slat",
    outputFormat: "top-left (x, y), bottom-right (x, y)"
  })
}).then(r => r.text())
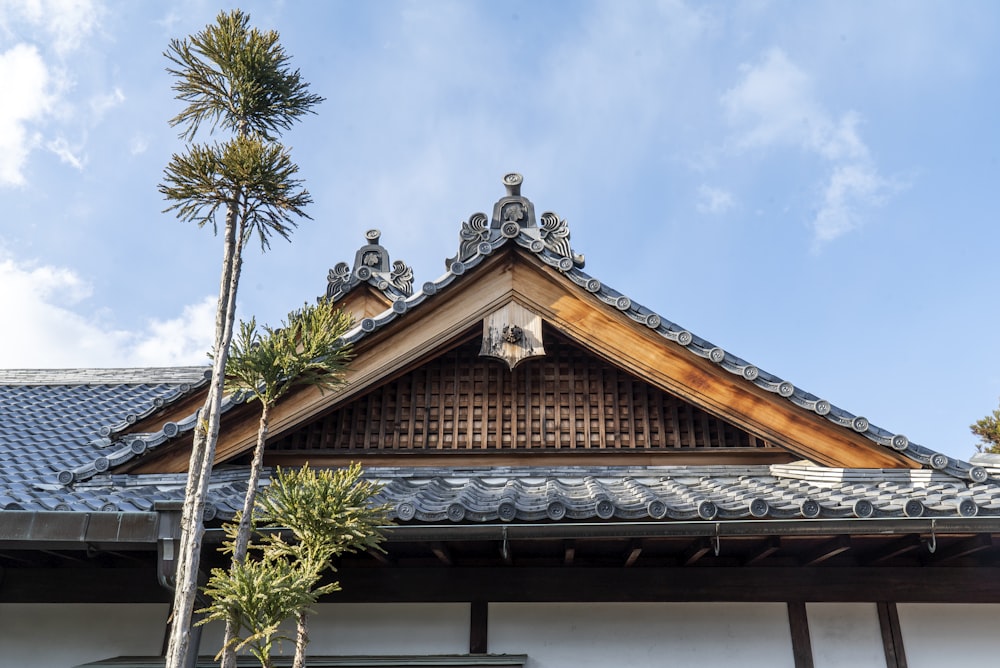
top-left (787, 602), bottom-right (814, 668)
top-left (470, 599), bottom-right (488, 654)
top-left (700, 408), bottom-right (714, 448)
top-left (405, 368), bottom-right (418, 449)
top-left (654, 388), bottom-right (668, 448)
top-left (362, 389), bottom-right (375, 451)
top-left (466, 362), bottom-right (474, 450)
top-left (377, 382), bottom-right (389, 451)
top-left (554, 350), bottom-right (563, 449)
top-left (668, 397), bottom-right (682, 448)
top-left (608, 368), bottom-right (620, 449)
top-left (596, 367), bottom-right (607, 448)
top-left (582, 361), bottom-right (593, 449)
top-left (877, 601), bottom-right (908, 668)
top-left (568, 353), bottom-right (578, 449)
top-left (635, 379), bottom-right (647, 449)
top-left (496, 363), bottom-right (506, 450)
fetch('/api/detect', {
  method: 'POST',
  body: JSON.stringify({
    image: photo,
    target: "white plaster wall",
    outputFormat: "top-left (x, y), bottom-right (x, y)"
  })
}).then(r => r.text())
top-left (0, 603), bottom-right (168, 668)
top-left (806, 603), bottom-right (884, 668)
top-left (489, 602), bottom-right (794, 668)
top-left (897, 603), bottom-right (1000, 667)
top-left (198, 602), bottom-right (470, 658)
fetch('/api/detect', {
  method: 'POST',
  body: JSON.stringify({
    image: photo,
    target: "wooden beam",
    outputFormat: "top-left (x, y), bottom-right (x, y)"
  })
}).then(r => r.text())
top-left (745, 537), bottom-right (781, 565)
top-left (787, 602), bottom-right (814, 668)
top-left (682, 538), bottom-right (712, 566)
top-left (932, 534), bottom-right (992, 564)
top-left (262, 449), bottom-right (796, 469)
top-left (877, 602), bottom-right (908, 668)
top-left (430, 542), bottom-right (453, 566)
top-left (8, 565), bottom-right (1000, 604)
top-left (563, 540), bottom-right (575, 566)
top-left (470, 599), bottom-right (488, 654)
top-left (802, 536), bottom-right (851, 566)
top-left (862, 535), bottom-right (921, 566)
top-left (367, 547), bottom-right (393, 566)
top-left (329, 566), bottom-right (1000, 604)
top-left (624, 539), bottom-right (643, 568)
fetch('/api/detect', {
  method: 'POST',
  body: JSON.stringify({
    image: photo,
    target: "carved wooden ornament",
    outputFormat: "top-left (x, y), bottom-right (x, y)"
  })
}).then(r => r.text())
top-left (480, 302), bottom-right (545, 369)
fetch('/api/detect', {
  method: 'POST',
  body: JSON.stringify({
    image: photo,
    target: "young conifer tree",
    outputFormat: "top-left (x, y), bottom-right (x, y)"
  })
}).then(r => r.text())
top-left (159, 11), bottom-right (322, 667)
top-left (216, 301), bottom-right (353, 667)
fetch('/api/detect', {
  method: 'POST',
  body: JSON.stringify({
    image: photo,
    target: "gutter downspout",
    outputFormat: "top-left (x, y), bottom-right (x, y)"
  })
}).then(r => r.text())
top-left (156, 501), bottom-right (204, 668)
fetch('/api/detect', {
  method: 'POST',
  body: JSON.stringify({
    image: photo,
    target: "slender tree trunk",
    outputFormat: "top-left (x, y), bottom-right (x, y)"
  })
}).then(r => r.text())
top-left (292, 609), bottom-right (309, 668)
top-left (165, 197), bottom-right (245, 668)
top-left (220, 401), bottom-right (271, 668)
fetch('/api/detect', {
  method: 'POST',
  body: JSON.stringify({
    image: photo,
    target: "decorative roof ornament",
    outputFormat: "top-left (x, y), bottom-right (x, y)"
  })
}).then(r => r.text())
top-left (448, 173), bottom-right (585, 269)
top-left (324, 229), bottom-right (414, 303)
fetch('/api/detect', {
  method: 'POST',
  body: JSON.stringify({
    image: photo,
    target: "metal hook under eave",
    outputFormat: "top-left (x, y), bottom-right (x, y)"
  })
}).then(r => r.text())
top-left (926, 519), bottom-right (937, 554)
top-left (501, 525), bottom-right (510, 561)
top-left (712, 522), bottom-right (721, 557)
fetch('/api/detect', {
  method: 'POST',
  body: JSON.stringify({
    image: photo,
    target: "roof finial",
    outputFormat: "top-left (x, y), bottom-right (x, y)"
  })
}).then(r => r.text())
top-left (503, 173), bottom-right (522, 197)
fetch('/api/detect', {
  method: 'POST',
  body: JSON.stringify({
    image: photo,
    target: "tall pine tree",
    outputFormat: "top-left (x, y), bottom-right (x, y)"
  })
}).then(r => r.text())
top-left (159, 11), bottom-right (322, 667)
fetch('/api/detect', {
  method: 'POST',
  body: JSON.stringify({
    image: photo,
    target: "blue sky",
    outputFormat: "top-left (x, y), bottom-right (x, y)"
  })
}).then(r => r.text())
top-left (2, 0), bottom-right (999, 460)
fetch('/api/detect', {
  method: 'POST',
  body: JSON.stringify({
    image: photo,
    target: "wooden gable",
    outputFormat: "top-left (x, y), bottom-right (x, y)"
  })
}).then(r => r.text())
top-left (255, 329), bottom-right (794, 468)
top-left (128, 242), bottom-right (915, 474)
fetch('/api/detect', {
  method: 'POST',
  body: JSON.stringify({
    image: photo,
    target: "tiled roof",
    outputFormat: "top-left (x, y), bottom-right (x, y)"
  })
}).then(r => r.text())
top-left (0, 174), bottom-right (993, 529)
top-left (75, 174), bottom-right (984, 480)
top-left (0, 368), bottom-right (998, 523)
top-left (0, 367), bottom-right (209, 505)
top-left (373, 465), bottom-right (1000, 523)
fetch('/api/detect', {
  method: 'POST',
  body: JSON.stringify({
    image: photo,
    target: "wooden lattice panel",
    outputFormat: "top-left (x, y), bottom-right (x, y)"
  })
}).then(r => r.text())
top-left (269, 334), bottom-right (771, 455)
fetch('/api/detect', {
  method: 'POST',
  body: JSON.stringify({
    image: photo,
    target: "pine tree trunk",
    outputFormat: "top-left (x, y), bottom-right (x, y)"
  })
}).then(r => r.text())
top-left (292, 610), bottom-right (309, 668)
top-left (220, 401), bottom-right (271, 668)
top-left (165, 199), bottom-right (245, 668)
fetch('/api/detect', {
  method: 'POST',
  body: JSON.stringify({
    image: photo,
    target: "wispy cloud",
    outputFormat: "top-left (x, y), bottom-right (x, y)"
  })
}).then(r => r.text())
top-left (0, 250), bottom-right (214, 367)
top-left (0, 0), bottom-right (104, 187)
top-left (0, 0), bottom-right (103, 56)
top-left (722, 47), bottom-right (899, 245)
top-left (696, 185), bottom-right (735, 215)
top-left (0, 44), bottom-right (52, 186)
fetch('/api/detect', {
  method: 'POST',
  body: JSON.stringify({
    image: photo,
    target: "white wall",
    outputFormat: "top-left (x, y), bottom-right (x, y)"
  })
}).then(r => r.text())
top-left (806, 603), bottom-right (884, 668)
top-left (198, 602), bottom-right (471, 658)
top-left (489, 602), bottom-right (795, 668)
top-left (0, 603), bottom-right (168, 668)
top-left (897, 603), bottom-right (1000, 667)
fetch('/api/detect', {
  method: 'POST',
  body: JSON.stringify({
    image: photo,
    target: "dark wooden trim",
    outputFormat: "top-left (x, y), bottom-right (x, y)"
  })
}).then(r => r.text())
top-left (328, 567), bottom-right (1000, 604)
top-left (470, 599), bottom-right (488, 654)
top-left (261, 449), bottom-right (796, 469)
top-left (7, 564), bottom-right (1000, 604)
top-left (877, 602), bottom-right (907, 668)
top-left (787, 602), bottom-right (814, 668)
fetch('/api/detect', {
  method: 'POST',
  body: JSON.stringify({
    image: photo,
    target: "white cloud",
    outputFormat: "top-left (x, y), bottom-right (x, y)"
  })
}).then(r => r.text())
top-left (129, 133), bottom-right (149, 156)
top-left (813, 163), bottom-right (895, 244)
top-left (128, 297), bottom-right (216, 367)
top-left (722, 47), bottom-right (899, 244)
top-left (89, 87), bottom-right (125, 118)
top-left (696, 185), bottom-right (735, 215)
top-left (0, 0), bottom-right (102, 56)
top-left (0, 43), bottom-right (52, 186)
top-left (0, 0), bottom-right (105, 187)
top-left (0, 251), bottom-right (214, 368)
top-left (45, 136), bottom-right (84, 170)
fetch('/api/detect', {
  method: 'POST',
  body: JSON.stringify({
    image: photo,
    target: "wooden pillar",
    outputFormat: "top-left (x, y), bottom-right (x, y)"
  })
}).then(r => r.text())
top-left (470, 599), bottom-right (488, 654)
top-left (877, 602), bottom-right (908, 668)
top-left (787, 602), bottom-right (814, 668)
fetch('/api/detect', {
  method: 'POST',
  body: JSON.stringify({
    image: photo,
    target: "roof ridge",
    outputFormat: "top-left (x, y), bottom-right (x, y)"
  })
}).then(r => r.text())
top-left (0, 366), bottom-right (211, 385)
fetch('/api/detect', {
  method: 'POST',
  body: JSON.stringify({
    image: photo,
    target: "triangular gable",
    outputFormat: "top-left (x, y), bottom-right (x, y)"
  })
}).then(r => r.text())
top-left (112, 174), bottom-right (986, 484)
top-left (255, 329), bottom-right (794, 469)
